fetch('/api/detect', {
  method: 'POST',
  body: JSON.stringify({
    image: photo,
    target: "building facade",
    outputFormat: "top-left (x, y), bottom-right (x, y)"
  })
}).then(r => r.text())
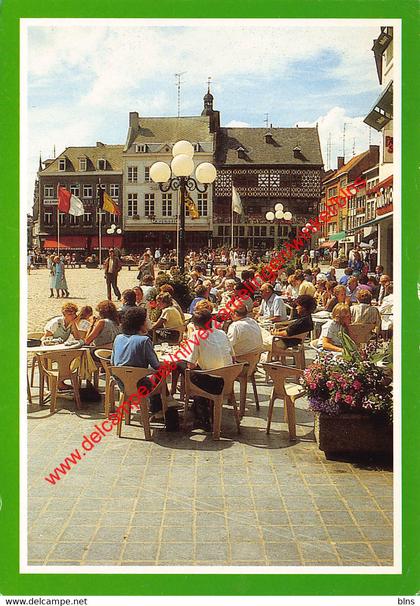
top-left (33, 143), bottom-right (123, 253)
top-left (362, 25), bottom-right (394, 274)
top-left (121, 98), bottom-right (218, 252)
top-left (213, 126), bottom-right (323, 250)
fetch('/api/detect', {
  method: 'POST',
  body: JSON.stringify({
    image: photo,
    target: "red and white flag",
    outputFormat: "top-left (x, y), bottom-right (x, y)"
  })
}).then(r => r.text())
top-left (58, 186), bottom-right (85, 216)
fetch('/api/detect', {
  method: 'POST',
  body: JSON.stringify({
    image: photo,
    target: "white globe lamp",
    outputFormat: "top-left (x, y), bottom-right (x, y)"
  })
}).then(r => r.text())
top-left (195, 162), bottom-right (217, 184)
top-left (265, 211), bottom-right (275, 221)
top-left (284, 211), bottom-right (292, 221)
top-left (275, 203), bottom-right (284, 212)
top-left (275, 210), bottom-right (284, 219)
top-left (150, 161), bottom-right (171, 183)
top-left (172, 140), bottom-right (194, 158)
top-left (171, 154), bottom-right (194, 177)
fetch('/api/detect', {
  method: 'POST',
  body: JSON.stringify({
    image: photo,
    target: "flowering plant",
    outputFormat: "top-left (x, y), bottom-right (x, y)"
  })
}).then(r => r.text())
top-left (302, 339), bottom-right (393, 422)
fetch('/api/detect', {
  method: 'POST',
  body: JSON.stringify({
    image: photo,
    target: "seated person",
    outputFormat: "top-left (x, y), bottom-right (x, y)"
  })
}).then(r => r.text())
top-left (339, 267), bottom-right (353, 285)
top-left (42, 302), bottom-right (81, 344)
top-left (317, 303), bottom-right (351, 353)
top-left (273, 294), bottom-right (316, 348)
top-left (322, 280), bottom-right (338, 309)
top-left (346, 276), bottom-right (361, 304)
top-left (259, 283), bottom-right (288, 323)
top-left (227, 304), bottom-right (263, 356)
top-left (294, 270), bottom-right (316, 296)
top-left (159, 283), bottom-right (185, 322)
top-left (140, 275), bottom-right (158, 303)
top-left (314, 278), bottom-right (327, 306)
top-left (220, 279), bottom-right (237, 308)
top-left (325, 284), bottom-right (347, 312)
top-left (151, 292), bottom-right (185, 342)
top-left (76, 306), bottom-right (93, 336)
top-left (350, 289), bottom-right (381, 332)
top-left (111, 307), bottom-right (162, 414)
top-left (379, 283), bottom-right (393, 333)
top-left (84, 300), bottom-right (120, 348)
top-left (189, 284), bottom-right (210, 314)
top-left (233, 282), bottom-right (254, 315)
top-left (119, 289), bottom-right (137, 318)
top-left (285, 275), bottom-right (299, 299)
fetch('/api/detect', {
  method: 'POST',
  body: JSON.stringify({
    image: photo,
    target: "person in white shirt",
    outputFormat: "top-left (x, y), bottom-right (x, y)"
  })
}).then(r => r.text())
top-left (379, 284), bottom-right (393, 332)
top-left (228, 304), bottom-right (263, 356)
top-left (259, 283), bottom-right (288, 322)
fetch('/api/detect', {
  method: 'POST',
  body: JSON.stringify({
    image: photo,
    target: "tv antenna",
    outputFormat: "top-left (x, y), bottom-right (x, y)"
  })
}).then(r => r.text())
top-left (175, 72), bottom-right (186, 118)
top-left (326, 132), bottom-right (332, 169)
top-left (342, 122), bottom-right (348, 161)
top-left (264, 113), bottom-right (269, 128)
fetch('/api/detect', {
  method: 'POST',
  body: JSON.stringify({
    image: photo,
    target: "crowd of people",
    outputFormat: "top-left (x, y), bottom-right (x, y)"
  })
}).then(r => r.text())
top-left (39, 243), bottom-right (393, 431)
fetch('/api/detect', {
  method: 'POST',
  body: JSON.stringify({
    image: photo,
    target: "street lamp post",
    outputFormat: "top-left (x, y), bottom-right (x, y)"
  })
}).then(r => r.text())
top-left (150, 140), bottom-right (217, 273)
top-left (265, 204), bottom-right (293, 247)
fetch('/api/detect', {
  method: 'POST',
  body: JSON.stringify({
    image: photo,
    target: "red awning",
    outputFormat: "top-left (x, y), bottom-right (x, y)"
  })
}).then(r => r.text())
top-left (319, 241), bottom-right (338, 249)
top-left (90, 235), bottom-right (123, 249)
top-left (43, 236), bottom-right (88, 250)
top-left (370, 175), bottom-right (393, 194)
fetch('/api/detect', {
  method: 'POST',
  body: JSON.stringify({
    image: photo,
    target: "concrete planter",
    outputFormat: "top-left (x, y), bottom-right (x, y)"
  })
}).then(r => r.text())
top-left (314, 412), bottom-right (393, 460)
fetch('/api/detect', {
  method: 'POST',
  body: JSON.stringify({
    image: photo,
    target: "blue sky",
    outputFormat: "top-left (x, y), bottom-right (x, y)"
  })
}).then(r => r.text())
top-left (25, 21), bottom-right (384, 210)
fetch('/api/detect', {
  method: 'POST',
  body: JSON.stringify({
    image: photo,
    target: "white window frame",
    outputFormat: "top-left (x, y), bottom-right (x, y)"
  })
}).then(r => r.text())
top-left (145, 193), bottom-right (155, 216)
top-left (97, 158), bottom-right (106, 170)
top-left (83, 212), bottom-right (92, 224)
top-left (59, 214), bottom-right (66, 226)
top-left (44, 185), bottom-right (54, 198)
top-left (162, 193), bottom-right (173, 217)
top-left (70, 184), bottom-right (80, 197)
top-left (58, 158), bottom-right (66, 171)
top-left (44, 212), bottom-right (52, 225)
top-left (128, 166), bottom-right (138, 183)
top-left (197, 192), bottom-right (208, 216)
top-left (69, 214), bottom-right (78, 225)
top-left (193, 143), bottom-right (201, 152)
top-left (127, 193), bottom-right (138, 217)
top-left (109, 184), bottom-right (119, 197)
top-left (79, 158), bottom-right (87, 171)
top-left (144, 167), bottom-right (150, 182)
top-left (83, 185), bottom-right (93, 198)
top-left (135, 144), bottom-right (147, 153)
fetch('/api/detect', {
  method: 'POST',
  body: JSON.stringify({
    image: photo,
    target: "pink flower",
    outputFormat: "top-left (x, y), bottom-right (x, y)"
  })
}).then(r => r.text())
top-left (344, 395), bottom-right (354, 405)
top-left (309, 383), bottom-right (317, 390)
top-left (334, 392), bottom-right (342, 402)
top-left (326, 381), bottom-right (334, 389)
top-left (353, 380), bottom-right (362, 389)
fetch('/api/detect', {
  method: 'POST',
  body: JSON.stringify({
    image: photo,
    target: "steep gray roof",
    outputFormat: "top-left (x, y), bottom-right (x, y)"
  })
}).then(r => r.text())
top-left (40, 144), bottom-right (123, 174)
top-left (216, 127), bottom-right (323, 166)
top-left (125, 116), bottom-right (214, 152)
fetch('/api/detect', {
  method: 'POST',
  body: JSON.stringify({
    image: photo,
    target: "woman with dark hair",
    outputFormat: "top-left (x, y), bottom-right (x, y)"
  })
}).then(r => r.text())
top-left (119, 289), bottom-right (137, 320)
top-left (84, 300), bottom-right (120, 348)
top-left (273, 294), bottom-right (316, 348)
top-left (111, 307), bottom-right (163, 414)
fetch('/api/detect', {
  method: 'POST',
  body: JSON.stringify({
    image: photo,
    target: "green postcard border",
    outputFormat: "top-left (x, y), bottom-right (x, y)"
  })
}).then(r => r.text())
top-left (0, 0), bottom-right (418, 597)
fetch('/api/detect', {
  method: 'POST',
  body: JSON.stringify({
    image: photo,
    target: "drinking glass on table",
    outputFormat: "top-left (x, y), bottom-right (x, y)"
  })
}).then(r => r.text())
top-left (161, 342), bottom-right (169, 353)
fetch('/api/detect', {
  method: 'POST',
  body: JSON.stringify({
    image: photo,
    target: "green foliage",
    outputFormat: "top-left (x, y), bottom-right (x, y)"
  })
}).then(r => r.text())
top-left (154, 272), bottom-right (193, 311)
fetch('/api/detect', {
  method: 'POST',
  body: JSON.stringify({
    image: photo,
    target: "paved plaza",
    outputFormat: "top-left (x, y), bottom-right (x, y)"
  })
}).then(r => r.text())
top-left (27, 268), bottom-right (393, 567)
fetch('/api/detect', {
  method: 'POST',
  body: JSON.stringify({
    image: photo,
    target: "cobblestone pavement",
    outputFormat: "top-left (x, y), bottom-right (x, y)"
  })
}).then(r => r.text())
top-left (27, 370), bottom-right (393, 568)
top-left (26, 268), bottom-right (393, 568)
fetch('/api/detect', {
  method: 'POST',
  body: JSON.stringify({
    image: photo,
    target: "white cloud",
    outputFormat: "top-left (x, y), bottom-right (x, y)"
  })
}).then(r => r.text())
top-left (297, 106), bottom-right (382, 170)
top-left (225, 120), bottom-right (251, 127)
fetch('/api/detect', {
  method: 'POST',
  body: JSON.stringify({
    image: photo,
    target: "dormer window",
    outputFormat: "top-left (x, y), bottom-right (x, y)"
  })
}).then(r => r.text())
top-left (194, 143), bottom-right (201, 152)
top-left (293, 146), bottom-right (302, 158)
top-left (237, 146), bottom-right (245, 159)
top-left (97, 158), bottom-right (106, 170)
top-left (79, 158), bottom-right (87, 171)
top-left (58, 158), bottom-right (66, 171)
top-left (264, 133), bottom-right (272, 144)
top-left (135, 144), bottom-right (148, 153)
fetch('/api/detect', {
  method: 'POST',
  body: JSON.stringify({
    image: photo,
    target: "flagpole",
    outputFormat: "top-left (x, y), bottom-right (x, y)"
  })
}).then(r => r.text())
top-left (231, 194), bottom-right (234, 250)
top-left (176, 189), bottom-right (180, 266)
top-left (57, 183), bottom-right (60, 255)
top-left (98, 179), bottom-right (102, 266)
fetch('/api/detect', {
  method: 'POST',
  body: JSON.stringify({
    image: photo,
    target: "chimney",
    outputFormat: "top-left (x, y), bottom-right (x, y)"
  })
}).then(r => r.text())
top-left (129, 111), bottom-right (139, 128)
top-left (337, 156), bottom-right (345, 169)
top-left (369, 144), bottom-right (380, 162)
top-left (96, 141), bottom-right (105, 147)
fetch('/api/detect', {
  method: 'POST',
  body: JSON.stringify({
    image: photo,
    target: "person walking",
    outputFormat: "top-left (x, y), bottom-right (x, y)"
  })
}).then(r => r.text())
top-left (103, 248), bottom-right (122, 301)
top-left (50, 255), bottom-right (69, 298)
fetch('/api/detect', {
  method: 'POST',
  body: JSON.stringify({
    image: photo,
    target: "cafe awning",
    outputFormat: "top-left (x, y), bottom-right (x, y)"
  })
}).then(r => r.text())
top-left (319, 241), bottom-right (337, 249)
top-left (363, 81), bottom-right (393, 131)
top-left (329, 231), bottom-right (347, 241)
top-left (43, 236), bottom-right (88, 250)
top-left (91, 235), bottom-right (123, 249)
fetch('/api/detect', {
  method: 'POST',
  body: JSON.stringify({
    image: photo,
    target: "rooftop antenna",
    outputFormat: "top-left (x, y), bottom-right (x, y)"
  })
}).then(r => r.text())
top-left (175, 72), bottom-right (186, 118)
top-left (326, 132), bottom-right (332, 170)
top-left (53, 144), bottom-right (56, 158)
top-left (342, 123), bottom-right (347, 162)
top-left (264, 113), bottom-right (269, 128)
top-left (352, 137), bottom-right (356, 157)
top-left (368, 126), bottom-right (372, 145)
top-left (207, 75), bottom-right (212, 93)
